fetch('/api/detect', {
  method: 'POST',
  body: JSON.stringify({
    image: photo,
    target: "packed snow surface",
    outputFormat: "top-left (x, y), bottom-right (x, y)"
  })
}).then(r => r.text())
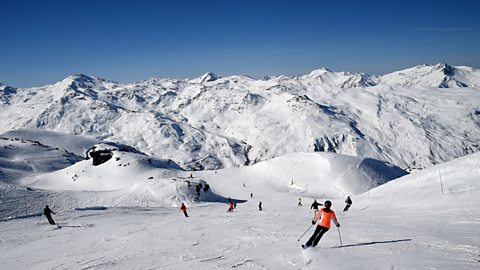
top-left (0, 135), bottom-right (479, 269)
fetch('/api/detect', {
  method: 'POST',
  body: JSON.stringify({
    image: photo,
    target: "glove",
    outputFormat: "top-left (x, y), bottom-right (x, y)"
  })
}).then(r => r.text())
top-left (336, 224), bottom-right (340, 228)
top-left (311, 220), bottom-right (316, 225)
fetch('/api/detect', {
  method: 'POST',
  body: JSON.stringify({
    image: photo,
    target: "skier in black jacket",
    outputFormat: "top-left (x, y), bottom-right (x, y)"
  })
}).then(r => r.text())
top-left (310, 199), bottom-right (322, 215)
top-left (343, 196), bottom-right (352, 212)
top-left (43, 205), bottom-right (56, 225)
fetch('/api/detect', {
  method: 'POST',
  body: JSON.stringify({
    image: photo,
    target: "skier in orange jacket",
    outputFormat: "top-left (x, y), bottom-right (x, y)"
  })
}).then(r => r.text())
top-left (302, 200), bottom-right (340, 248)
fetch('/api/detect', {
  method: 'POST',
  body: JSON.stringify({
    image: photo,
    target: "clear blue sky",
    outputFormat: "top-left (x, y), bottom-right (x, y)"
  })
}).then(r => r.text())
top-left (1, 0), bottom-right (479, 87)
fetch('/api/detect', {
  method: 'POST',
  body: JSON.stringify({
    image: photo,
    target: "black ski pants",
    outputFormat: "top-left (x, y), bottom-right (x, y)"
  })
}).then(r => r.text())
top-left (46, 214), bottom-right (55, 225)
top-left (343, 204), bottom-right (351, 212)
top-left (305, 225), bottom-right (329, 247)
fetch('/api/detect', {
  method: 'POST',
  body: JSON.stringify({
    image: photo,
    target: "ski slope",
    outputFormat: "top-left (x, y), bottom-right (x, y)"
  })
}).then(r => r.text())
top-left (0, 148), bottom-right (479, 269)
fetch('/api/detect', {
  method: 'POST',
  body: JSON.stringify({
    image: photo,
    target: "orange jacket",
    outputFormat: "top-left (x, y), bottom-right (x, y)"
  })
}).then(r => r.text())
top-left (313, 208), bottom-right (339, 228)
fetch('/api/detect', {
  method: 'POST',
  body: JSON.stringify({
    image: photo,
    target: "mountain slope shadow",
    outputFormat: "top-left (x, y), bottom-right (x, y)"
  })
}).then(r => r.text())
top-left (196, 191), bottom-right (247, 204)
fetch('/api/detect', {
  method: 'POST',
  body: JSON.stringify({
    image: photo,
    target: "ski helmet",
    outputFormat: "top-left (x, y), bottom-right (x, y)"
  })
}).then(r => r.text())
top-left (324, 200), bottom-right (332, 207)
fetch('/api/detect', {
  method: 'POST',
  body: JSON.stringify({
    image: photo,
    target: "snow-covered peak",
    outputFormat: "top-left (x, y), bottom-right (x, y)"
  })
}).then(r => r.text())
top-left (57, 74), bottom-right (95, 87)
top-left (52, 74), bottom-right (117, 92)
top-left (190, 72), bottom-right (219, 84)
top-left (0, 83), bottom-right (14, 90)
top-left (0, 82), bottom-right (14, 90)
top-left (306, 68), bottom-right (332, 77)
top-left (203, 71), bottom-right (218, 82)
top-left (0, 83), bottom-right (17, 103)
top-left (301, 68), bottom-right (377, 88)
top-left (68, 73), bottom-right (96, 82)
top-left (50, 74), bottom-right (94, 92)
top-left (380, 63), bottom-right (480, 88)
top-left (338, 72), bottom-right (377, 88)
top-left (433, 62), bottom-right (455, 76)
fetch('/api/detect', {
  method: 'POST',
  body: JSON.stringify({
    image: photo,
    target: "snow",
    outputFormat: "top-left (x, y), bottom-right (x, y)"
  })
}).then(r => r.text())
top-left (0, 128), bottom-right (479, 269)
top-left (2, 129), bottom-right (99, 157)
top-left (379, 63), bottom-right (480, 88)
top-left (1, 64), bottom-right (480, 269)
top-left (0, 150), bottom-right (479, 269)
top-left (1, 64), bottom-right (479, 171)
top-left (0, 136), bottom-right (82, 183)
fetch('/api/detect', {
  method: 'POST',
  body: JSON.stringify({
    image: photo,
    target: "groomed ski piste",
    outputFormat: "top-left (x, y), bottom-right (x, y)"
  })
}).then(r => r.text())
top-left (0, 132), bottom-right (479, 269)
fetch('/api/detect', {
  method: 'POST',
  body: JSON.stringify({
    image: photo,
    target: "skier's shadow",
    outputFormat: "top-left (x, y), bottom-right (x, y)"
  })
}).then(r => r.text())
top-left (56, 224), bottom-right (95, 229)
top-left (333, 238), bottom-right (412, 248)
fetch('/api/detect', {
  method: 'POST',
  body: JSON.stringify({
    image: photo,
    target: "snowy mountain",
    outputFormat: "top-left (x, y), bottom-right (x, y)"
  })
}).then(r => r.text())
top-left (379, 63), bottom-right (480, 88)
top-left (301, 68), bottom-right (377, 88)
top-left (0, 83), bottom-right (17, 104)
top-left (1, 64), bottom-right (479, 171)
top-left (190, 72), bottom-right (219, 84)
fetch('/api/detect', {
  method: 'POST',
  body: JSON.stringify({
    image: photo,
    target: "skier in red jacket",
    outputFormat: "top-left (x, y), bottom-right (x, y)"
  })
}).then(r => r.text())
top-left (180, 203), bottom-right (188, 217)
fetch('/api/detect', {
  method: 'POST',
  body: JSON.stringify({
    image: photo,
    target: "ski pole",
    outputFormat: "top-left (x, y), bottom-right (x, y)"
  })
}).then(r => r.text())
top-left (297, 224), bottom-right (314, 241)
top-left (337, 227), bottom-right (343, 246)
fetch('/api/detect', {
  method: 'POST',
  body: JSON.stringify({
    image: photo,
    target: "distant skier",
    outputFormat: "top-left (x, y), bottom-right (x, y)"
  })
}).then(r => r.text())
top-left (298, 198), bottom-right (303, 206)
top-left (302, 200), bottom-right (340, 249)
top-left (310, 199), bottom-right (322, 215)
top-left (203, 184), bottom-right (210, 192)
top-left (259, 201), bottom-right (262, 211)
top-left (233, 202), bottom-right (237, 209)
top-left (343, 196), bottom-right (352, 212)
top-left (227, 201), bottom-right (234, 212)
top-left (180, 203), bottom-right (189, 217)
top-left (43, 205), bottom-right (56, 225)
top-left (195, 184), bottom-right (201, 196)
top-left (250, 193), bottom-right (253, 198)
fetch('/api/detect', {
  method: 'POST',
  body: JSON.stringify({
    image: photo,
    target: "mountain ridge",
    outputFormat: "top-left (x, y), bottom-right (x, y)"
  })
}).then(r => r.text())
top-left (1, 63), bottom-right (479, 170)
